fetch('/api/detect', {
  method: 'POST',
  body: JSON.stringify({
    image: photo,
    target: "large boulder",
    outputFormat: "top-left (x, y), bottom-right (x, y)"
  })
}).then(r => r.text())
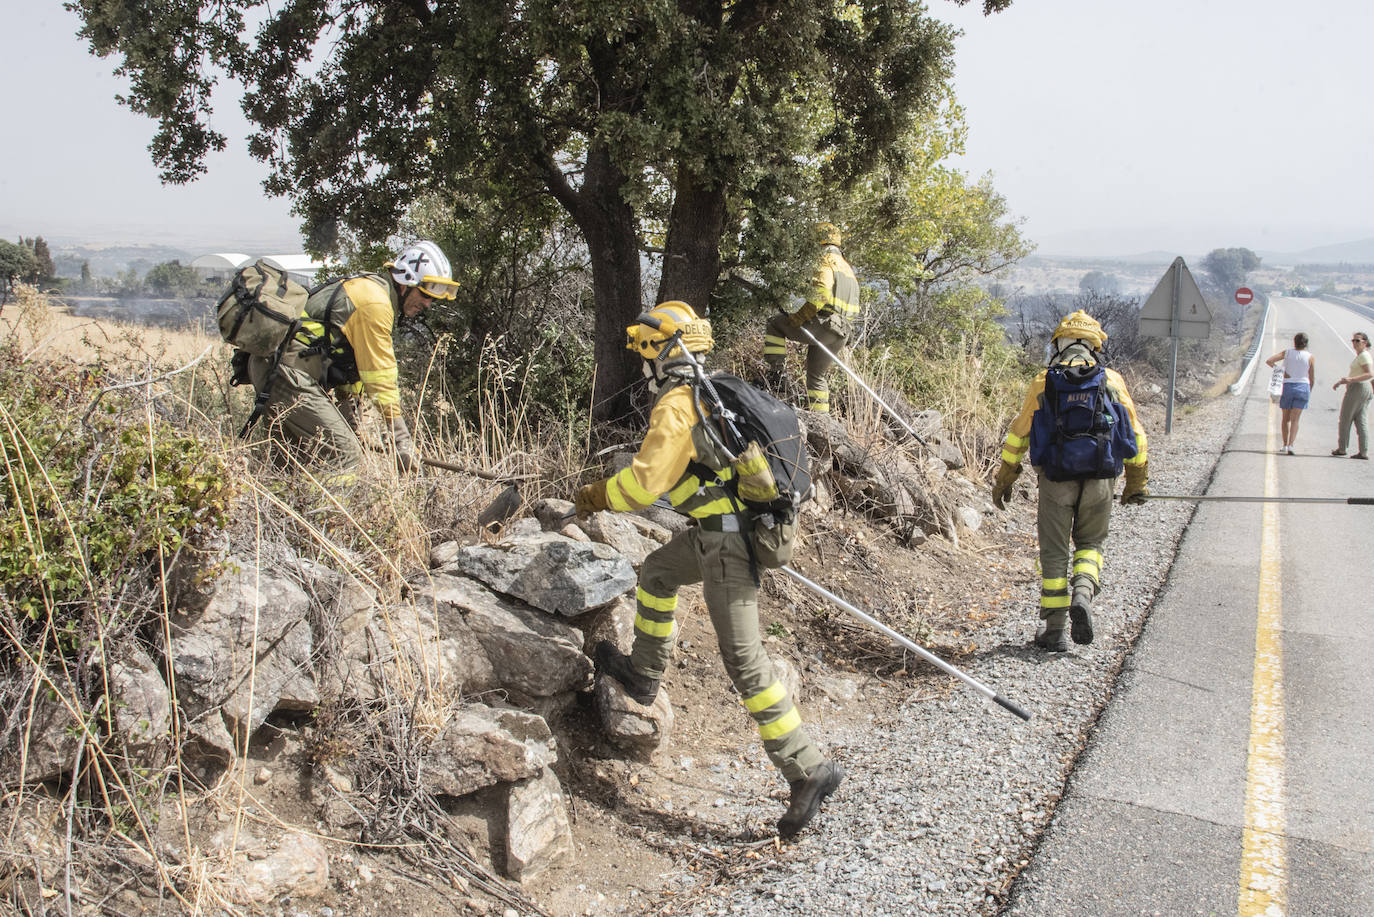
top-left (594, 676), bottom-right (674, 760)
top-left (443, 532), bottom-right (635, 616)
top-left (428, 574), bottom-right (592, 698)
top-left (505, 766), bottom-right (574, 883)
top-left (419, 705), bottom-right (558, 798)
top-left (1, 677), bottom-right (83, 783)
top-left (109, 643), bottom-right (172, 760)
top-left (170, 557), bottom-right (318, 756)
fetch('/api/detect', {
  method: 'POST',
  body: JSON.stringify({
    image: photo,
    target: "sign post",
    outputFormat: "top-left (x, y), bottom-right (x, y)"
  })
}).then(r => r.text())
top-left (1234, 287), bottom-right (1254, 306)
top-left (1138, 257), bottom-right (1212, 433)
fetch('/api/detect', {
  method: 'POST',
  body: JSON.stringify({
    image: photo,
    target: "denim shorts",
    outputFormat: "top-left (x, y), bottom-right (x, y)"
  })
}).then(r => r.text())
top-left (1280, 382), bottom-right (1310, 410)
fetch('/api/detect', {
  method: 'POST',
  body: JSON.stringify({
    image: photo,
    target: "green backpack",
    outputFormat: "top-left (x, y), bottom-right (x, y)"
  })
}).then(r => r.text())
top-left (216, 260), bottom-right (308, 358)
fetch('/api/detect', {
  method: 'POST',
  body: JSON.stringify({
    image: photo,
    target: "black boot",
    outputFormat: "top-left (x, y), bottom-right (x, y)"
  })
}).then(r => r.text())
top-left (1069, 586), bottom-right (1095, 645)
top-left (777, 760), bottom-right (845, 839)
top-left (594, 641), bottom-right (660, 706)
top-left (1034, 626), bottom-right (1070, 652)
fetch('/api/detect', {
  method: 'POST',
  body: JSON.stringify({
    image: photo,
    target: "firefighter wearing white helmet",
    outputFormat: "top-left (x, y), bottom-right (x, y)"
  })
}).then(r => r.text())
top-left (245, 239), bottom-right (458, 482)
top-left (578, 302), bottom-right (843, 839)
top-left (762, 221), bottom-right (859, 413)
top-left (990, 310), bottom-right (1149, 652)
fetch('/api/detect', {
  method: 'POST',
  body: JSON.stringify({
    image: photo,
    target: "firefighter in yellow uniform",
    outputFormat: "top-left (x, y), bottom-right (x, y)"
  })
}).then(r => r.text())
top-left (246, 241), bottom-right (458, 482)
top-left (577, 302), bottom-right (843, 838)
top-left (991, 311), bottom-right (1149, 652)
top-left (763, 222), bottom-right (860, 414)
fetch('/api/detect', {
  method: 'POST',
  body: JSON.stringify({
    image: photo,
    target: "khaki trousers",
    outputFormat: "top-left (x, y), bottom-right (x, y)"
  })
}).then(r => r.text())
top-left (248, 355), bottom-right (363, 477)
top-left (1337, 383), bottom-right (1372, 454)
top-left (1035, 473), bottom-right (1114, 624)
top-left (763, 314), bottom-right (847, 413)
top-left (631, 525), bottom-right (823, 782)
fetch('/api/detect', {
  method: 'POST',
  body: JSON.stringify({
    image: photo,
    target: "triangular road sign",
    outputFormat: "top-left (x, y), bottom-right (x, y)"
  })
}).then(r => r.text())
top-left (1139, 257), bottom-right (1211, 339)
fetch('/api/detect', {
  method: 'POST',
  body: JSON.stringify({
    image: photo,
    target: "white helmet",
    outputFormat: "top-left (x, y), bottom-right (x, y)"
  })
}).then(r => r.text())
top-left (386, 240), bottom-right (458, 301)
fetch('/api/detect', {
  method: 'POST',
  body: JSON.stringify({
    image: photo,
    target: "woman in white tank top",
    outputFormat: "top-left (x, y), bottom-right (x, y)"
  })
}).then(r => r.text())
top-left (1265, 332), bottom-right (1315, 454)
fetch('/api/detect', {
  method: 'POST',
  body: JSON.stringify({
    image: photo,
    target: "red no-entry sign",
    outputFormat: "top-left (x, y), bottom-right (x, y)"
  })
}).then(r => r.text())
top-left (1235, 287), bottom-right (1254, 305)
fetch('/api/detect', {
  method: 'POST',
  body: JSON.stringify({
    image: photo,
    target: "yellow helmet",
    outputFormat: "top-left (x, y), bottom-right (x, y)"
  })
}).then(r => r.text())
top-left (626, 301), bottom-right (713, 362)
top-left (814, 222), bottom-right (842, 247)
top-left (1052, 310), bottom-right (1107, 350)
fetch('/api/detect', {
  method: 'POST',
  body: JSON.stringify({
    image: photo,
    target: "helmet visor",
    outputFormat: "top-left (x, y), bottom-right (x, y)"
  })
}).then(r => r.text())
top-left (417, 276), bottom-right (459, 301)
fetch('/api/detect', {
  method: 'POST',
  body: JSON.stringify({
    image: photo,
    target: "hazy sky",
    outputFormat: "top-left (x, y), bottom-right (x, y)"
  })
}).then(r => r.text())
top-left (3, 1), bottom-right (1372, 257)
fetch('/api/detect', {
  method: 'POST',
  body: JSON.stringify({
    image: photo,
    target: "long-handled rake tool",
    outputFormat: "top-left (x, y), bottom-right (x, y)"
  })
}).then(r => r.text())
top-left (1145, 494), bottom-right (1374, 505)
top-left (797, 325), bottom-right (933, 450)
top-left (781, 566), bottom-right (1032, 722)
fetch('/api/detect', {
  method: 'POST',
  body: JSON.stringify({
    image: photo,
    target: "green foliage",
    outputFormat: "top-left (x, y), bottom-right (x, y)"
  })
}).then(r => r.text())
top-left (1078, 271), bottom-right (1119, 295)
top-left (143, 259), bottom-right (202, 296)
top-left (0, 341), bottom-right (232, 654)
top-left (1201, 247), bottom-right (1261, 295)
top-left (0, 239), bottom-right (38, 287)
top-left (69, 0), bottom-right (1013, 420)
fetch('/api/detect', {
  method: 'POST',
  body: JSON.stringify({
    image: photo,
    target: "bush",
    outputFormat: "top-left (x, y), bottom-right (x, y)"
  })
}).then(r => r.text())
top-left (0, 338), bottom-right (232, 656)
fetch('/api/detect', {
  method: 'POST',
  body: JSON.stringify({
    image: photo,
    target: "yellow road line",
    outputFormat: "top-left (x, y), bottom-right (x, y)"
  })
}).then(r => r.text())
top-left (1239, 338), bottom-right (1288, 917)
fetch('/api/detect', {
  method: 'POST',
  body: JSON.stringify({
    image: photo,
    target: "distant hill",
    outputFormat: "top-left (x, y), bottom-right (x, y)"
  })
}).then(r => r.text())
top-left (1257, 238), bottom-right (1374, 266)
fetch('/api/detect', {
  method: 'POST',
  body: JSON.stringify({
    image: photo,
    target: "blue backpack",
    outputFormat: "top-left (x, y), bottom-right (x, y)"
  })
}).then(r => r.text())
top-left (1028, 362), bottom-right (1137, 482)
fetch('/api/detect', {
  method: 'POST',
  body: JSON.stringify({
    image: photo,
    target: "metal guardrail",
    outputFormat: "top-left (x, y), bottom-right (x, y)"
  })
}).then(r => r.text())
top-left (1228, 298), bottom-right (1274, 395)
top-left (1318, 292), bottom-right (1374, 322)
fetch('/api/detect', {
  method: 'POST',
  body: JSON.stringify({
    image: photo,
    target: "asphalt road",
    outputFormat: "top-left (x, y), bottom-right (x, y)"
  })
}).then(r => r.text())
top-left (1006, 297), bottom-right (1374, 917)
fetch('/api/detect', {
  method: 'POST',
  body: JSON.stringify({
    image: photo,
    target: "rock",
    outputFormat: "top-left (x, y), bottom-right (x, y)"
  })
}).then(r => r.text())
top-left (446, 532), bottom-right (636, 616)
top-left (932, 441), bottom-right (965, 471)
top-left (955, 505), bottom-right (983, 533)
top-left (579, 595), bottom-right (635, 656)
top-left (428, 574), bottom-right (592, 697)
top-left (477, 484), bottom-right (523, 533)
top-left (560, 524), bottom-right (592, 542)
top-left (632, 504), bottom-right (690, 535)
top-left (419, 704), bottom-right (557, 797)
top-left (594, 676), bottom-right (674, 760)
top-left (815, 676), bottom-right (860, 704)
top-left (170, 557), bottom-right (318, 753)
top-left (1, 680), bottom-right (82, 782)
top-left (532, 498), bottom-right (576, 531)
top-left (580, 512), bottom-right (662, 567)
top-left (106, 645), bottom-right (171, 764)
top-left (505, 767), bottom-right (575, 883)
top-left (623, 513), bottom-right (675, 545)
top-left (770, 654), bottom-right (803, 704)
top-left (430, 540), bottom-right (462, 568)
top-left (228, 831), bottom-right (330, 905)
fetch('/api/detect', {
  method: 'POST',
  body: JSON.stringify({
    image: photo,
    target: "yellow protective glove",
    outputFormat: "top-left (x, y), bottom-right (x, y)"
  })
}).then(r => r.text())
top-left (784, 301), bottom-right (819, 330)
top-left (1120, 462), bottom-right (1149, 505)
top-left (574, 480), bottom-right (610, 517)
top-left (991, 460), bottom-right (1021, 510)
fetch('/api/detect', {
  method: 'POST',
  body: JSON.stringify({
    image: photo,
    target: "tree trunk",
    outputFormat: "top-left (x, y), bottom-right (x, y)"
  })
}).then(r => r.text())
top-left (578, 145), bottom-right (644, 422)
top-left (656, 170), bottom-right (728, 314)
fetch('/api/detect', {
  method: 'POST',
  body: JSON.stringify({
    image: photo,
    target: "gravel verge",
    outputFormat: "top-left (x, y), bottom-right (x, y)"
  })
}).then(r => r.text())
top-left (653, 390), bottom-right (1246, 917)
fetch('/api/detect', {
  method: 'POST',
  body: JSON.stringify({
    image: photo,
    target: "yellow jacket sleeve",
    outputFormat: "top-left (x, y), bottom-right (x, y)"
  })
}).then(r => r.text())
top-left (1000, 371), bottom-right (1045, 466)
top-left (1105, 368), bottom-right (1148, 465)
top-left (603, 387), bottom-right (699, 512)
top-left (338, 276), bottom-right (402, 420)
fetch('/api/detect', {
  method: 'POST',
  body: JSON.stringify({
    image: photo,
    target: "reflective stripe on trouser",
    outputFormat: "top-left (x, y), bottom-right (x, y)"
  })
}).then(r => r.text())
top-left (248, 356), bottom-right (363, 478)
top-left (1035, 472), bottom-right (1113, 620)
top-left (632, 525), bottom-right (823, 783)
top-left (762, 313), bottom-right (847, 412)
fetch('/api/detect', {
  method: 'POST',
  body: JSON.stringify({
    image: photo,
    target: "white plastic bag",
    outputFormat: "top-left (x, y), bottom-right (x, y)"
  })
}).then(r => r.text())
top-left (1269, 365), bottom-right (1284, 402)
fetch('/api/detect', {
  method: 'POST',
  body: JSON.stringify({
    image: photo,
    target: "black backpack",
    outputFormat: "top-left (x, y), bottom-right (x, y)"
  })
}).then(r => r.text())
top-left (1028, 362), bottom-right (1137, 482)
top-left (697, 373), bottom-right (811, 517)
top-left (688, 373), bottom-right (812, 575)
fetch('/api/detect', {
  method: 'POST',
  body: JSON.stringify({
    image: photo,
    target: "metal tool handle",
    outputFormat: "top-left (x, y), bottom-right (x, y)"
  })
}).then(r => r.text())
top-left (780, 566), bottom-right (1030, 722)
